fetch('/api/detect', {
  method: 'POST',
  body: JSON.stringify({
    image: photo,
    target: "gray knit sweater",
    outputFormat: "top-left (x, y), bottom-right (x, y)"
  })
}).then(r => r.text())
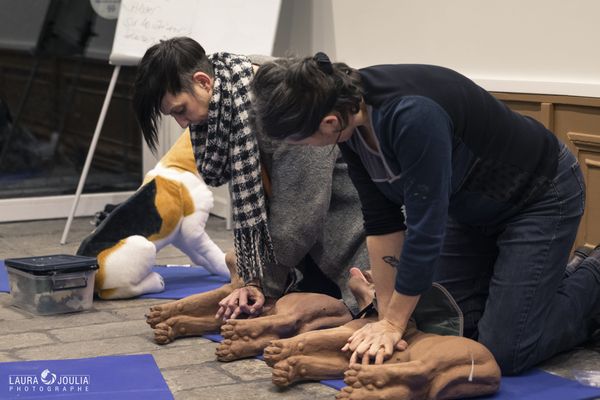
top-left (255, 117), bottom-right (368, 310)
top-left (246, 55), bottom-right (368, 310)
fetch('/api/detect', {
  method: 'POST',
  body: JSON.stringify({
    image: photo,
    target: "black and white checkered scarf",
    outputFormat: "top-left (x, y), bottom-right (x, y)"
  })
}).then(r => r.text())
top-left (190, 52), bottom-right (276, 284)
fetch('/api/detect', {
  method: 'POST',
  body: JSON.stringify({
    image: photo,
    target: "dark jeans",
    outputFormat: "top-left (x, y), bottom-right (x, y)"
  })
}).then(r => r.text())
top-left (434, 144), bottom-right (600, 375)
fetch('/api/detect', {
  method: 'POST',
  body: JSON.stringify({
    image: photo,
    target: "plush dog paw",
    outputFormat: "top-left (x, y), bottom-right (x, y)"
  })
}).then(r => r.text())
top-left (98, 236), bottom-right (156, 289)
top-left (96, 236), bottom-right (161, 299)
top-left (145, 271), bottom-right (165, 293)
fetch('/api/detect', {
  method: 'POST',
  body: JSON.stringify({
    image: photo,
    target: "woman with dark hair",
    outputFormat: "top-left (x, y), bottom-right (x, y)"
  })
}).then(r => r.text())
top-left (133, 38), bottom-right (368, 321)
top-left (250, 53), bottom-right (600, 375)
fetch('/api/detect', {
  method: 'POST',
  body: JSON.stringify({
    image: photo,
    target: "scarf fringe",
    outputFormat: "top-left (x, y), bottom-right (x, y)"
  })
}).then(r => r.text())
top-left (234, 220), bottom-right (276, 284)
top-left (191, 53), bottom-right (278, 285)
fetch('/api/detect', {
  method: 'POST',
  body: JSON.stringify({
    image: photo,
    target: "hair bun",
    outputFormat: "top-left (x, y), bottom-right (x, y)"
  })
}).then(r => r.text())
top-left (313, 52), bottom-right (333, 75)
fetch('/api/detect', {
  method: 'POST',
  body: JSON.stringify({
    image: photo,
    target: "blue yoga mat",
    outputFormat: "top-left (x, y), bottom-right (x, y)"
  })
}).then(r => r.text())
top-left (0, 260), bottom-right (9, 292)
top-left (0, 354), bottom-right (173, 399)
top-left (0, 261), bottom-right (227, 298)
top-left (202, 333), bottom-right (224, 343)
top-left (321, 369), bottom-right (600, 400)
top-left (140, 266), bottom-right (229, 299)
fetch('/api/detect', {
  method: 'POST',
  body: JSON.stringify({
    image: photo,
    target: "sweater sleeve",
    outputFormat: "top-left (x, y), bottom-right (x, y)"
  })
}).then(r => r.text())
top-left (338, 142), bottom-right (406, 235)
top-left (380, 96), bottom-right (454, 296)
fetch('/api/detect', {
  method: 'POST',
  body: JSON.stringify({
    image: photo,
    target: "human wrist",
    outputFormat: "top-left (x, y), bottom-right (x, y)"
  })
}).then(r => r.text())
top-left (381, 290), bottom-right (419, 330)
top-left (382, 316), bottom-right (406, 334)
top-left (243, 280), bottom-right (262, 290)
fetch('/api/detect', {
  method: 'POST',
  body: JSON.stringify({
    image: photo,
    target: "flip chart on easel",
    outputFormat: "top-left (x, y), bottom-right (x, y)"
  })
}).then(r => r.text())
top-left (109, 0), bottom-right (282, 66)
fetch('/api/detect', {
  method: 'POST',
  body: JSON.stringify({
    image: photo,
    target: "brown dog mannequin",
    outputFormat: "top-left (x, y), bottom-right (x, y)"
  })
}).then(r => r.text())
top-left (216, 291), bottom-right (353, 361)
top-left (145, 253), bottom-right (353, 348)
top-left (146, 266), bottom-right (500, 399)
top-left (264, 318), bottom-right (500, 399)
top-left (264, 269), bottom-right (500, 400)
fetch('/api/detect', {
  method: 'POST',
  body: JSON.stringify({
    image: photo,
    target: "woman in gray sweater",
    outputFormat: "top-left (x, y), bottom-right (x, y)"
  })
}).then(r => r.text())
top-left (132, 37), bottom-right (368, 317)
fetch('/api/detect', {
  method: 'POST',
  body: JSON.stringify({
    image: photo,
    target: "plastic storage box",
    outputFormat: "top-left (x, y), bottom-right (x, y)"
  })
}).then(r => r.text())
top-left (5, 254), bottom-right (98, 315)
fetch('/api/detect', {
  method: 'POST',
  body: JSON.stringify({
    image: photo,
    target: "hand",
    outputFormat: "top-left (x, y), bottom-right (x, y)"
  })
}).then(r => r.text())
top-left (341, 318), bottom-right (408, 365)
top-left (215, 285), bottom-right (265, 320)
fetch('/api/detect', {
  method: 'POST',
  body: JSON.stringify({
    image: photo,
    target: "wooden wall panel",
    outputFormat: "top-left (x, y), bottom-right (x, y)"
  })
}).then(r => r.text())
top-left (555, 105), bottom-right (600, 156)
top-left (582, 156), bottom-right (600, 248)
top-left (568, 132), bottom-right (600, 249)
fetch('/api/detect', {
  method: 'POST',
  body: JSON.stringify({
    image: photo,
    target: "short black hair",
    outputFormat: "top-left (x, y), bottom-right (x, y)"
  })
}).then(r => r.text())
top-left (250, 56), bottom-right (362, 141)
top-left (132, 37), bottom-right (213, 151)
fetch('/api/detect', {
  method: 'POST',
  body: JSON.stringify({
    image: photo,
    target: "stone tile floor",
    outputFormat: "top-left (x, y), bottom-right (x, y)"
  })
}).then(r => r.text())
top-left (0, 217), bottom-right (336, 399)
top-left (0, 216), bottom-right (598, 399)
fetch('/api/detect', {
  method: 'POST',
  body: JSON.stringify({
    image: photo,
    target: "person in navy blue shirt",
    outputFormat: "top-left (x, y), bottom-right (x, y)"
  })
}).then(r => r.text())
top-left (249, 53), bottom-right (600, 374)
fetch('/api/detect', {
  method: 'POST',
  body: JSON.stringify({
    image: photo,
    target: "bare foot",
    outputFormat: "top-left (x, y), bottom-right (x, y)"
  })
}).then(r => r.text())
top-left (153, 315), bottom-right (223, 344)
top-left (216, 319), bottom-right (278, 361)
top-left (347, 267), bottom-right (375, 311)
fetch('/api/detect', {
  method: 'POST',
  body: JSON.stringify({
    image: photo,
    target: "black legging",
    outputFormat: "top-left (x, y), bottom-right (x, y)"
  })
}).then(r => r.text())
top-left (295, 254), bottom-right (342, 300)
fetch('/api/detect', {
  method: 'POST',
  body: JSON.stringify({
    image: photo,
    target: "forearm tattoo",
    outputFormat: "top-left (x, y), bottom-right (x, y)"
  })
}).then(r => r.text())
top-left (382, 256), bottom-right (400, 268)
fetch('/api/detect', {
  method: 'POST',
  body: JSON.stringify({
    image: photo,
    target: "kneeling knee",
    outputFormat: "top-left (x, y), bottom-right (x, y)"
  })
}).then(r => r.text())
top-left (494, 354), bottom-right (527, 376)
top-left (479, 339), bottom-right (528, 376)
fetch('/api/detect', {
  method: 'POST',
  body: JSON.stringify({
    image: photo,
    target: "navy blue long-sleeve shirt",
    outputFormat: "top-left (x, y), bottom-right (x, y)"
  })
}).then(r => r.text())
top-left (339, 64), bottom-right (559, 296)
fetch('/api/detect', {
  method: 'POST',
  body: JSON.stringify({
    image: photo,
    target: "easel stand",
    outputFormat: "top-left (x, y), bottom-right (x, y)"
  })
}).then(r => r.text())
top-left (60, 65), bottom-right (121, 245)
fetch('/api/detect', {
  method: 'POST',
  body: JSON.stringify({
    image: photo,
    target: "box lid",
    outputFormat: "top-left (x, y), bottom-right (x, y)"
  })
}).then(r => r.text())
top-left (5, 254), bottom-right (98, 276)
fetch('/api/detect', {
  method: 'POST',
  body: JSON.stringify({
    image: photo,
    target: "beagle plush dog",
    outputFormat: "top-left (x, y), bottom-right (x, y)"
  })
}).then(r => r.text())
top-left (77, 130), bottom-right (229, 299)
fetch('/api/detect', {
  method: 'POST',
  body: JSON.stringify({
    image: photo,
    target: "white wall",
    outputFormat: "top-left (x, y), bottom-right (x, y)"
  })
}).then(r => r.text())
top-left (147, 0), bottom-right (598, 223)
top-left (300, 0), bottom-right (600, 97)
top-left (272, 0), bottom-right (336, 58)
